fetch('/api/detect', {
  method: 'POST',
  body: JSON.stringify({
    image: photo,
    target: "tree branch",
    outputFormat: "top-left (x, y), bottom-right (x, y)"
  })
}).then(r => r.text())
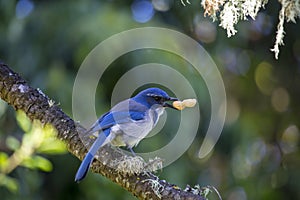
top-left (0, 62), bottom-right (206, 200)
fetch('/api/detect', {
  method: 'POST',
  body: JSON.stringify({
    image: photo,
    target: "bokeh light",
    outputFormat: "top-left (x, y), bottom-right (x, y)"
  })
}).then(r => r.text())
top-left (152, 0), bottom-right (172, 12)
top-left (255, 61), bottom-right (276, 95)
top-left (225, 97), bottom-right (240, 125)
top-left (231, 147), bottom-right (252, 179)
top-left (16, 0), bottom-right (34, 19)
top-left (193, 15), bottom-right (216, 43)
top-left (218, 48), bottom-right (251, 76)
top-left (271, 87), bottom-right (290, 112)
top-left (227, 187), bottom-right (247, 200)
top-left (216, 47), bottom-right (237, 74)
top-left (246, 138), bottom-right (267, 166)
top-left (235, 51), bottom-right (251, 75)
top-left (131, 0), bottom-right (155, 23)
top-left (250, 12), bottom-right (273, 40)
top-left (254, 13), bottom-right (273, 35)
top-left (280, 125), bottom-right (299, 154)
top-left (231, 138), bottom-right (268, 180)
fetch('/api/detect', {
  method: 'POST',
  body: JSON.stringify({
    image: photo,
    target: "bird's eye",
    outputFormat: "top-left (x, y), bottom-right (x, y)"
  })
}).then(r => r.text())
top-left (153, 96), bottom-right (161, 101)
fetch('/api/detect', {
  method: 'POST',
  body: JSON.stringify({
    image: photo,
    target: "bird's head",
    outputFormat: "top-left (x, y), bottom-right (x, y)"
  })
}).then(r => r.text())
top-left (133, 88), bottom-right (179, 110)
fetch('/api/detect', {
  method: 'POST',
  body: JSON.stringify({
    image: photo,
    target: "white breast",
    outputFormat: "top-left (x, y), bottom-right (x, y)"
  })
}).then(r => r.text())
top-left (108, 108), bottom-right (165, 148)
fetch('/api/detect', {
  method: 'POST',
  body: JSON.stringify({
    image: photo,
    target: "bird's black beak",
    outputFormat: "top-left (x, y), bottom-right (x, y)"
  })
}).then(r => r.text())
top-left (163, 97), bottom-right (179, 110)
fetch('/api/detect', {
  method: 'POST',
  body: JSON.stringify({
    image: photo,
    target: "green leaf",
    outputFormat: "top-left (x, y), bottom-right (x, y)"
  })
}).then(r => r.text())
top-left (21, 155), bottom-right (53, 172)
top-left (37, 138), bottom-right (67, 154)
top-left (32, 155), bottom-right (53, 172)
top-left (0, 174), bottom-right (19, 193)
top-left (37, 124), bottom-right (67, 154)
top-left (20, 157), bottom-right (35, 170)
top-left (16, 110), bottom-right (32, 132)
top-left (5, 136), bottom-right (20, 151)
top-left (0, 152), bottom-right (8, 170)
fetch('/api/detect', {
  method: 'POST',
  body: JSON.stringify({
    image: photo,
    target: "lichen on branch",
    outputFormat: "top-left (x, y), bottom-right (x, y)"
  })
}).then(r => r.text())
top-left (182, 0), bottom-right (300, 59)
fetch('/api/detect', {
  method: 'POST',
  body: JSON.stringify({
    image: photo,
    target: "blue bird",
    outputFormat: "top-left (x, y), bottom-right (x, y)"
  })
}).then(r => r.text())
top-left (75, 87), bottom-right (179, 182)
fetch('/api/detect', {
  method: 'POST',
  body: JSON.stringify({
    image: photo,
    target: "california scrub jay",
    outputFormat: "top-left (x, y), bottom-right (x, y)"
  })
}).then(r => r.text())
top-left (75, 88), bottom-right (179, 182)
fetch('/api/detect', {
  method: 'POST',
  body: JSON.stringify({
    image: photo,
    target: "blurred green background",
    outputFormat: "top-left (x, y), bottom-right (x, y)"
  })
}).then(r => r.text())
top-left (0, 0), bottom-right (299, 199)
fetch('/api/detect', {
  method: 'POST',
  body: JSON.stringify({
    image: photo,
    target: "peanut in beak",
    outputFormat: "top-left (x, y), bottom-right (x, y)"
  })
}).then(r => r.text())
top-left (172, 99), bottom-right (197, 110)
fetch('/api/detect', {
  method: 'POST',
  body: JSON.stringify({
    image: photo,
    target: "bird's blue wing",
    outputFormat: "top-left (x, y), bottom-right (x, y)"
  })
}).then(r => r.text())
top-left (129, 111), bottom-right (145, 121)
top-left (84, 100), bottom-right (147, 136)
top-left (105, 111), bottom-right (145, 122)
top-left (83, 112), bottom-right (111, 136)
top-left (98, 111), bottom-right (145, 134)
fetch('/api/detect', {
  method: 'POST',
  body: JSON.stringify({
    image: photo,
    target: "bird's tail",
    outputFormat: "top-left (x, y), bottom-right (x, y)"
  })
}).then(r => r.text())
top-left (75, 130), bottom-right (109, 182)
top-left (74, 152), bottom-right (94, 182)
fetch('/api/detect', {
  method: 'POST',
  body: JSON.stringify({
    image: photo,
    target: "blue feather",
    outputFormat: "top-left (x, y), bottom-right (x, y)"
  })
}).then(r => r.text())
top-left (75, 129), bottom-right (109, 182)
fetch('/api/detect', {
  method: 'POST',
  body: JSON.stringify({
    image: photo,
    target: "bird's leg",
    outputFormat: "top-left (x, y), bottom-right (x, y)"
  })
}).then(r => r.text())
top-left (128, 147), bottom-right (136, 157)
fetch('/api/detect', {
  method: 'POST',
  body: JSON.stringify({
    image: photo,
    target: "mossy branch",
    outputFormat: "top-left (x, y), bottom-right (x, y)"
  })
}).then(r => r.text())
top-left (0, 62), bottom-right (207, 200)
